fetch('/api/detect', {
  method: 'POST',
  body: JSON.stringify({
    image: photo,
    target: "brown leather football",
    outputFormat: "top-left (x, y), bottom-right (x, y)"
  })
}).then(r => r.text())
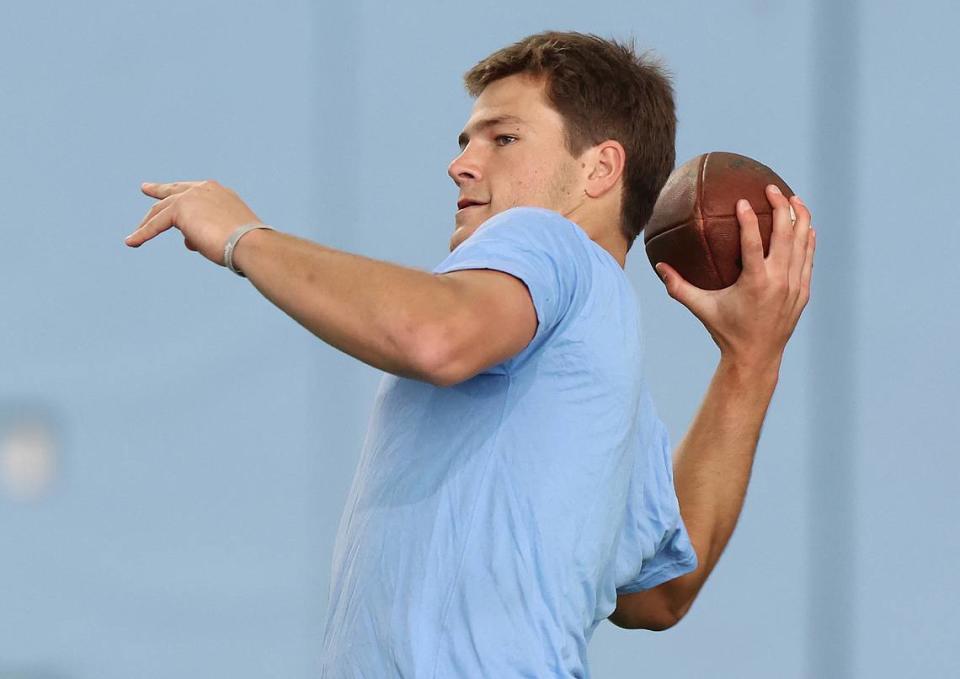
top-left (644, 151), bottom-right (794, 290)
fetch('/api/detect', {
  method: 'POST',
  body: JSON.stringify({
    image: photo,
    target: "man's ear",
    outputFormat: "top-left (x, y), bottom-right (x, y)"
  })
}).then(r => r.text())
top-left (584, 140), bottom-right (626, 199)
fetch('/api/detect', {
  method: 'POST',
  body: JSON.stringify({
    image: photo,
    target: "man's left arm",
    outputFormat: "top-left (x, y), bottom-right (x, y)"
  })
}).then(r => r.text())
top-left (230, 227), bottom-right (537, 387)
top-left (124, 180), bottom-right (536, 386)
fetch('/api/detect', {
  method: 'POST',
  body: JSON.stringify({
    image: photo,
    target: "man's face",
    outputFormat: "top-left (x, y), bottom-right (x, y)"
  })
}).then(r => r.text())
top-left (448, 73), bottom-right (584, 251)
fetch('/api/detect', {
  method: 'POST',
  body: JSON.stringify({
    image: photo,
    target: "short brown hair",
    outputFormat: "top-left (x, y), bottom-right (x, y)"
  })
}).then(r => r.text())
top-left (464, 31), bottom-right (676, 251)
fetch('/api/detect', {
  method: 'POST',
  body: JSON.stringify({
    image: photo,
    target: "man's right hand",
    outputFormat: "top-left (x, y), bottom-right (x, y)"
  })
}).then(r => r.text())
top-left (653, 184), bottom-right (816, 372)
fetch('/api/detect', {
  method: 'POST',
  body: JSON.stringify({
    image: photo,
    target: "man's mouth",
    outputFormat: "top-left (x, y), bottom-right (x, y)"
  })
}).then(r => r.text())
top-left (457, 198), bottom-right (489, 211)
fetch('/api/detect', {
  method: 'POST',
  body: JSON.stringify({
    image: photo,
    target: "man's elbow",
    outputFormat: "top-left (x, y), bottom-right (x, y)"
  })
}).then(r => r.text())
top-left (415, 323), bottom-right (487, 388)
top-left (646, 601), bottom-right (691, 631)
top-left (409, 323), bottom-right (462, 387)
top-left (652, 592), bottom-right (697, 631)
top-left (608, 588), bottom-right (695, 631)
top-left (608, 607), bottom-right (678, 632)
top-left (644, 613), bottom-right (679, 632)
top-left (419, 343), bottom-right (463, 388)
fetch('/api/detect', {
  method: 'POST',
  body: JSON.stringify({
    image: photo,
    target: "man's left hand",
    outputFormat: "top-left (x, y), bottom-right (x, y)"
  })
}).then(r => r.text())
top-left (125, 180), bottom-right (263, 267)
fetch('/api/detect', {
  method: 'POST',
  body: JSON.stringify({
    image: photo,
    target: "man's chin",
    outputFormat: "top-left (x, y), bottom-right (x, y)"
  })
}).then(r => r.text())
top-left (449, 220), bottom-right (481, 251)
top-left (450, 208), bottom-right (498, 250)
top-left (449, 226), bottom-right (469, 251)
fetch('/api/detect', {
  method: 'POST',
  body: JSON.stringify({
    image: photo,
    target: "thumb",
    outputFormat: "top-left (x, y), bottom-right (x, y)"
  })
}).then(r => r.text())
top-left (654, 262), bottom-right (701, 311)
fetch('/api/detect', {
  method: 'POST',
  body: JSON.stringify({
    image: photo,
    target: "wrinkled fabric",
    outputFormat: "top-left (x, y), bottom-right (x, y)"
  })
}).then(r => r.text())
top-left (320, 207), bottom-right (696, 678)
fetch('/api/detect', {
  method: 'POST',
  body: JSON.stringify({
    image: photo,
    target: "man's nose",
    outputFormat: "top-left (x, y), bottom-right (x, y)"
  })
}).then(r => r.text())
top-left (447, 149), bottom-right (481, 185)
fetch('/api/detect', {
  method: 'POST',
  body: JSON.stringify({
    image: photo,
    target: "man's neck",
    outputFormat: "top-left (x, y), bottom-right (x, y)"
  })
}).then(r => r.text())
top-left (595, 232), bottom-right (628, 269)
top-left (563, 203), bottom-right (628, 269)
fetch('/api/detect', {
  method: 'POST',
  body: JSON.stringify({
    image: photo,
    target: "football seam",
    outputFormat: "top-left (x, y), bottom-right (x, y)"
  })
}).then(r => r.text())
top-left (697, 153), bottom-right (724, 288)
top-left (644, 211), bottom-right (769, 239)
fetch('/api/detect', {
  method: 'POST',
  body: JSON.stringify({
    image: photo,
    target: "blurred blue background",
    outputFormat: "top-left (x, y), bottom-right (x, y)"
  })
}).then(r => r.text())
top-left (1, 1), bottom-right (957, 677)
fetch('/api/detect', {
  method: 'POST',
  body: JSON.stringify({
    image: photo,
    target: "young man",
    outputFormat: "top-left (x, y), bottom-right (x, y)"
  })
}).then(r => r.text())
top-left (126, 31), bottom-right (814, 678)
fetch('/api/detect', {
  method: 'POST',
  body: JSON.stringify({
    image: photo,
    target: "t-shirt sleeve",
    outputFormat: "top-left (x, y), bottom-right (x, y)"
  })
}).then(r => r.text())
top-left (613, 400), bottom-right (698, 594)
top-left (431, 207), bottom-right (586, 373)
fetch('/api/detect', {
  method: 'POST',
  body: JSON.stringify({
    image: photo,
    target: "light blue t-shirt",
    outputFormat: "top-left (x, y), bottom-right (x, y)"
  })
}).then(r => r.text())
top-left (319, 207), bottom-right (697, 678)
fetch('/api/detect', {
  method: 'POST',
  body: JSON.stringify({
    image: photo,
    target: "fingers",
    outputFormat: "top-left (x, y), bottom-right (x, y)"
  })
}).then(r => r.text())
top-left (133, 194), bottom-right (176, 233)
top-left (128, 180), bottom-right (200, 247)
top-left (766, 184), bottom-right (794, 268)
top-left (787, 195), bottom-right (811, 295)
top-left (655, 261), bottom-right (704, 313)
top-left (142, 181), bottom-right (202, 199)
top-left (125, 204), bottom-right (176, 247)
top-left (736, 198), bottom-right (765, 276)
top-left (793, 223), bottom-right (816, 316)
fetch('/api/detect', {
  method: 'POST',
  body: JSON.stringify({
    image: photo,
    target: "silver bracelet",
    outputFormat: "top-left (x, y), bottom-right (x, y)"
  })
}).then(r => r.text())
top-left (224, 223), bottom-right (273, 277)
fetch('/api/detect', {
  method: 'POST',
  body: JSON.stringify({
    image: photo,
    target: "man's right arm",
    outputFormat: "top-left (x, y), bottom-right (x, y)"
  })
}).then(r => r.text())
top-left (608, 187), bottom-right (815, 631)
top-left (608, 355), bottom-right (780, 630)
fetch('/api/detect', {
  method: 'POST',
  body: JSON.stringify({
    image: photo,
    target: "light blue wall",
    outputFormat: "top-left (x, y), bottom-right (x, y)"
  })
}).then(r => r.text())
top-left (853, 2), bottom-right (960, 676)
top-left (0, 1), bottom-right (956, 677)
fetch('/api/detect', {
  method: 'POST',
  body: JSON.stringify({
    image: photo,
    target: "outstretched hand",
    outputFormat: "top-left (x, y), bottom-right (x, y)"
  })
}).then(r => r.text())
top-left (125, 180), bottom-right (263, 267)
top-left (654, 184), bottom-right (816, 370)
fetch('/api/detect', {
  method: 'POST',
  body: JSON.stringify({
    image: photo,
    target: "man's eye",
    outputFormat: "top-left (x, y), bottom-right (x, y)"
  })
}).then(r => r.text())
top-left (495, 135), bottom-right (517, 146)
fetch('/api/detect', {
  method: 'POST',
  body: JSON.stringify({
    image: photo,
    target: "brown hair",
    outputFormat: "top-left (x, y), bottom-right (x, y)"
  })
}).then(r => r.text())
top-left (464, 31), bottom-right (676, 251)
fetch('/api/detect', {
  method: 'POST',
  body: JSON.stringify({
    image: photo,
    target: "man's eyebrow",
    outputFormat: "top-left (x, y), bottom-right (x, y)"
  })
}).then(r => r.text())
top-left (457, 115), bottom-right (526, 149)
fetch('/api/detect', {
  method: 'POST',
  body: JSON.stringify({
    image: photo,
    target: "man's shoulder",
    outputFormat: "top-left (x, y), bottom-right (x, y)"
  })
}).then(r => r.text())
top-left (476, 206), bottom-right (588, 244)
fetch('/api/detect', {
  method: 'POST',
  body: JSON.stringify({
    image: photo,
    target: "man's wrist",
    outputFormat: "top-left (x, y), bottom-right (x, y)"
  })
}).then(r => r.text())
top-left (229, 225), bottom-right (275, 277)
top-left (716, 351), bottom-right (782, 390)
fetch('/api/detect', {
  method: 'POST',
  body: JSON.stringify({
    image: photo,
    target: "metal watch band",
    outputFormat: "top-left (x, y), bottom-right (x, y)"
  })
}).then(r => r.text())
top-left (224, 223), bottom-right (273, 277)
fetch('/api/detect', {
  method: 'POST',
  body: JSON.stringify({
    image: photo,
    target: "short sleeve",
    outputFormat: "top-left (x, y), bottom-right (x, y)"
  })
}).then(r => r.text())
top-left (613, 400), bottom-right (698, 594)
top-left (431, 207), bottom-right (586, 372)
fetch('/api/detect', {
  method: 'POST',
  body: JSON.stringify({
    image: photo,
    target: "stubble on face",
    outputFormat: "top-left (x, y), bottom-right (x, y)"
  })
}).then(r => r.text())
top-left (448, 155), bottom-right (582, 252)
top-left (447, 74), bottom-right (588, 251)
top-left (546, 157), bottom-right (586, 219)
